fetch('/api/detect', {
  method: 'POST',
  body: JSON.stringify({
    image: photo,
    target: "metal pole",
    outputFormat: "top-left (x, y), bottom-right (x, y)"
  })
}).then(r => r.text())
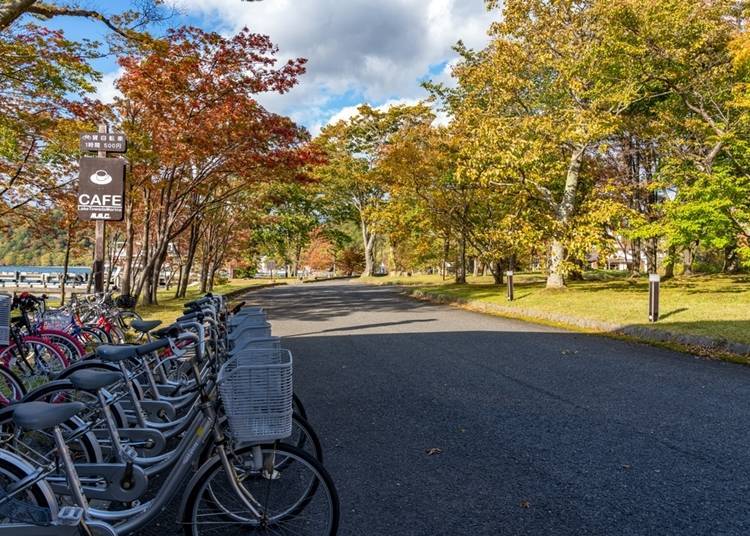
top-left (93, 123), bottom-right (107, 293)
top-left (648, 273), bottom-right (660, 322)
top-left (506, 271), bottom-right (514, 301)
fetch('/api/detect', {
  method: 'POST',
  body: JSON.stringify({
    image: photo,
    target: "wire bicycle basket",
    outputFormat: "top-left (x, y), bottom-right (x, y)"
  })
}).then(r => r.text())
top-left (218, 348), bottom-right (293, 444)
top-left (0, 294), bottom-right (10, 346)
top-left (41, 310), bottom-right (71, 331)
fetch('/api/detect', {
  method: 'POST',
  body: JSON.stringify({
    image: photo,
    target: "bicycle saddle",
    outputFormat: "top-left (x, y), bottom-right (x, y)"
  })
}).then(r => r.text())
top-left (96, 339), bottom-right (170, 362)
top-left (68, 369), bottom-right (122, 391)
top-left (13, 401), bottom-right (85, 430)
top-left (152, 324), bottom-right (181, 339)
top-left (131, 319), bottom-right (162, 333)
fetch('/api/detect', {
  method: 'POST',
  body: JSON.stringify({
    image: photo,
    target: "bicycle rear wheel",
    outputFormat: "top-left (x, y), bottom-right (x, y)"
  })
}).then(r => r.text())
top-left (0, 451), bottom-right (58, 525)
top-left (38, 329), bottom-right (85, 362)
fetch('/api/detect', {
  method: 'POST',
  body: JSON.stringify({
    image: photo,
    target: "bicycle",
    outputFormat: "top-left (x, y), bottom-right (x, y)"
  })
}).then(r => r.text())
top-left (0, 297), bottom-right (340, 535)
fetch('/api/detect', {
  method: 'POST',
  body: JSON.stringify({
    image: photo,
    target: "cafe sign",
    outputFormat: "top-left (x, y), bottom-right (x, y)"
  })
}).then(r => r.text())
top-left (77, 157), bottom-right (126, 221)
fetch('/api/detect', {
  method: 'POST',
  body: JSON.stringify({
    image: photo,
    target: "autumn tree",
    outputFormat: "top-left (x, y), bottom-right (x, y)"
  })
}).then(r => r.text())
top-left (113, 27), bottom-right (310, 304)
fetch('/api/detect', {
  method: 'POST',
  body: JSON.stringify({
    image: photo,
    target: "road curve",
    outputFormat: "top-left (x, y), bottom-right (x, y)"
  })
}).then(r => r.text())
top-left (247, 280), bottom-right (750, 536)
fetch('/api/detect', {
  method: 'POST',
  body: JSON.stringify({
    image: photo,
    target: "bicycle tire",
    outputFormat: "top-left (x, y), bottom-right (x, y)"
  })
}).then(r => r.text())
top-left (181, 443), bottom-right (339, 536)
top-left (0, 364), bottom-right (26, 407)
top-left (0, 337), bottom-right (69, 387)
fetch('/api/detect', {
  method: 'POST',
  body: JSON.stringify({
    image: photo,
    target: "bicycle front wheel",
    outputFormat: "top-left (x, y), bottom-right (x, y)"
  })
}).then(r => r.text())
top-left (0, 364), bottom-right (25, 406)
top-left (182, 443), bottom-right (339, 536)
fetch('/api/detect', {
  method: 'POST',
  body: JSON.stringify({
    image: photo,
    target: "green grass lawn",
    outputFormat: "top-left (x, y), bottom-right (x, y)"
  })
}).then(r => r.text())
top-left (136, 279), bottom-right (287, 324)
top-left (362, 272), bottom-right (750, 347)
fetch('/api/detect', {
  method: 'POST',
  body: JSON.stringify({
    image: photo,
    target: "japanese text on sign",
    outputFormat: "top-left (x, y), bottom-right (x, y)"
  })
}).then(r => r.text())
top-left (80, 132), bottom-right (127, 153)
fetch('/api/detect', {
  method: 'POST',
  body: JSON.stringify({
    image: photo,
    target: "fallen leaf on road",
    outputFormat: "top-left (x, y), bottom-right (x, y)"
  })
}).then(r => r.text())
top-left (520, 500), bottom-right (531, 509)
top-left (425, 448), bottom-right (443, 456)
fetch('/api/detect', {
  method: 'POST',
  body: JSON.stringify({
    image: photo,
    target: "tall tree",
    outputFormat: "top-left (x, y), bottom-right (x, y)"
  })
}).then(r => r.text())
top-left (315, 103), bottom-right (434, 276)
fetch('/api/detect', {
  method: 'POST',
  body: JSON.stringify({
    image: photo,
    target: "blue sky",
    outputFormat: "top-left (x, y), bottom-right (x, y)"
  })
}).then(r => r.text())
top-left (45, 0), bottom-right (497, 134)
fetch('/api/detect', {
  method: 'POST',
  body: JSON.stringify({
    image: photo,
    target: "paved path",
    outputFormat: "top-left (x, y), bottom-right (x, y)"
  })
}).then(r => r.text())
top-left (242, 280), bottom-right (750, 536)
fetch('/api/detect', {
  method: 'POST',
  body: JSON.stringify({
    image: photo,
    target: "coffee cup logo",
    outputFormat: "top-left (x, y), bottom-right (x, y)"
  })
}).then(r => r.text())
top-left (90, 169), bottom-right (113, 185)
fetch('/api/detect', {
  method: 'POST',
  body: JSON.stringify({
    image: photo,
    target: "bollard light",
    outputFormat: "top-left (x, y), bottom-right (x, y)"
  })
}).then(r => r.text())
top-left (648, 273), bottom-right (660, 322)
top-left (506, 271), bottom-right (514, 301)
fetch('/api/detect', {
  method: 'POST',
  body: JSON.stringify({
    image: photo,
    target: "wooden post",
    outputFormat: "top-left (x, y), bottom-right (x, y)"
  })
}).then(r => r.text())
top-left (93, 123), bottom-right (107, 293)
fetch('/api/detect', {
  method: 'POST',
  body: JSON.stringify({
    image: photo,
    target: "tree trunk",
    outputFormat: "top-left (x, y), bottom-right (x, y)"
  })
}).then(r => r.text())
top-left (455, 228), bottom-right (467, 284)
top-left (682, 247), bottom-right (694, 276)
top-left (663, 245), bottom-right (676, 279)
top-left (723, 245), bottom-right (739, 274)
top-left (150, 246), bottom-right (168, 304)
top-left (441, 237), bottom-right (449, 280)
top-left (174, 266), bottom-right (183, 298)
top-left (630, 239), bottom-right (642, 276)
top-left (490, 260), bottom-right (504, 285)
top-left (208, 264), bottom-right (217, 292)
top-left (547, 240), bottom-right (566, 288)
top-left (121, 200), bottom-right (135, 299)
top-left (133, 188), bottom-right (152, 302)
top-left (177, 221), bottom-right (200, 298)
top-left (361, 221), bottom-right (376, 277)
top-left (105, 232), bottom-right (122, 293)
top-left (61, 227), bottom-right (72, 305)
top-left (647, 238), bottom-right (658, 274)
top-left (547, 145), bottom-right (585, 289)
top-left (293, 244), bottom-right (302, 277)
top-left (199, 251), bottom-right (210, 293)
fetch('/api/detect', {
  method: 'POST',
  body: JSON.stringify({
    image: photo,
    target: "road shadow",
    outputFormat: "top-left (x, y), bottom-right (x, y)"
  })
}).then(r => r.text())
top-left (248, 282), bottom-right (433, 322)
top-left (282, 329), bottom-right (750, 536)
top-left (287, 318), bottom-right (438, 337)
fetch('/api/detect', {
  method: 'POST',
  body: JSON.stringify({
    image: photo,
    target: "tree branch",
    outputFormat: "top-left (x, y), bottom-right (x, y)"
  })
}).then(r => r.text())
top-left (25, 2), bottom-right (142, 41)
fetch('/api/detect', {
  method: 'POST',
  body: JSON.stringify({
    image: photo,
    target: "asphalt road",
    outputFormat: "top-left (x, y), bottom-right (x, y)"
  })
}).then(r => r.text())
top-left (245, 280), bottom-right (750, 536)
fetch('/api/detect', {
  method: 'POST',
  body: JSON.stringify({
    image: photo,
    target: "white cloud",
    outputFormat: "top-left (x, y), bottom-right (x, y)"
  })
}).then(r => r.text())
top-left (326, 105), bottom-right (364, 126)
top-left (323, 97), bottom-right (452, 130)
top-left (172, 0), bottom-right (496, 129)
top-left (94, 68), bottom-right (123, 104)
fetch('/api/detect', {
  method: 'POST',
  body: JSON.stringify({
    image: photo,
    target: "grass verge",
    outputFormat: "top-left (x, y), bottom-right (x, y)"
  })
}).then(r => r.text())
top-left (361, 273), bottom-right (750, 360)
top-left (136, 279), bottom-right (288, 324)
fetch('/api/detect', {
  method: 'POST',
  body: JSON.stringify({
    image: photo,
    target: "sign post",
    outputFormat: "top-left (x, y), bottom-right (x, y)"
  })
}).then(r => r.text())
top-left (78, 124), bottom-right (127, 294)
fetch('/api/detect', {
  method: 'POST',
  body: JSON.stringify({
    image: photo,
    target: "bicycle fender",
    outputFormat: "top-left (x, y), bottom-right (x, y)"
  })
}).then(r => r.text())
top-left (177, 450), bottom-right (222, 520)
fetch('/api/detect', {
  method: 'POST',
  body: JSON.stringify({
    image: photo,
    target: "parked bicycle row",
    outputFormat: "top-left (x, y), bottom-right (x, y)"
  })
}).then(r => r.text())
top-left (0, 291), bottom-right (340, 535)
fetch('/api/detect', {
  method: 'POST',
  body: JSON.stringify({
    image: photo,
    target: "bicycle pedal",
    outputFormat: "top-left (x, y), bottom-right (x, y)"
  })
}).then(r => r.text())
top-left (122, 445), bottom-right (139, 460)
top-left (56, 505), bottom-right (85, 526)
